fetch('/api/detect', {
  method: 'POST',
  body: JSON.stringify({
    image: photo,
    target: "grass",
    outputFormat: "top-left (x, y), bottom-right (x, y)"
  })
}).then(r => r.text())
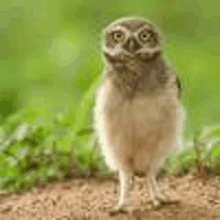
top-left (0, 105), bottom-right (110, 193)
top-left (164, 125), bottom-right (220, 176)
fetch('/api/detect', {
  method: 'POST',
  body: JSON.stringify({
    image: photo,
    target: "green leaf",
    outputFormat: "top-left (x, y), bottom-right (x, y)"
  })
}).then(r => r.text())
top-left (76, 127), bottom-right (94, 136)
top-left (211, 129), bottom-right (220, 137)
top-left (0, 166), bottom-right (19, 177)
top-left (56, 135), bottom-right (72, 152)
top-left (211, 145), bottom-right (220, 159)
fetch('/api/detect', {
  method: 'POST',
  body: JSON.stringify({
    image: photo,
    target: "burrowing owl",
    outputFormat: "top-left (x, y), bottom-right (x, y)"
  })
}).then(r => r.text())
top-left (94, 17), bottom-right (182, 213)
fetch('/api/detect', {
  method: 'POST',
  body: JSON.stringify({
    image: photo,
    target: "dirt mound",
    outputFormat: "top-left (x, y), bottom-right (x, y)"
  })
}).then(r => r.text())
top-left (0, 174), bottom-right (219, 220)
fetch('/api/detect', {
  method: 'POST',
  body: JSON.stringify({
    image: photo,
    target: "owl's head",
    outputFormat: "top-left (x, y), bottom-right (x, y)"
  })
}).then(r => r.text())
top-left (102, 17), bottom-right (162, 63)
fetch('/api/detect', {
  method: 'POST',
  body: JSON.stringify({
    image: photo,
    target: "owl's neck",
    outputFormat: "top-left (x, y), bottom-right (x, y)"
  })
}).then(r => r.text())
top-left (105, 52), bottom-right (168, 99)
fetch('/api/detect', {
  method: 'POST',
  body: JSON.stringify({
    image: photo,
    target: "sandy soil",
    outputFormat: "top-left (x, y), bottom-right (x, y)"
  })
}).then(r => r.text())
top-left (0, 174), bottom-right (220, 220)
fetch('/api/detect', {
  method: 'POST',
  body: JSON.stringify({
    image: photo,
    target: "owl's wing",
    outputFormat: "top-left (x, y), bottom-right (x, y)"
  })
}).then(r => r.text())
top-left (167, 68), bottom-right (182, 99)
top-left (176, 75), bottom-right (182, 99)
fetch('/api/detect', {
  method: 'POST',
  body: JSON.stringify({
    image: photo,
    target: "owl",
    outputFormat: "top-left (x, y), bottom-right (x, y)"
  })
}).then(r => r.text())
top-left (94, 17), bottom-right (182, 214)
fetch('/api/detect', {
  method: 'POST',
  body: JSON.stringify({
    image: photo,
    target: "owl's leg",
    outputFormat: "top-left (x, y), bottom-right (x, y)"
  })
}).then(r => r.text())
top-left (145, 174), bottom-right (170, 209)
top-left (113, 171), bottom-right (120, 204)
top-left (113, 171), bottom-right (119, 195)
top-left (145, 122), bottom-right (180, 209)
top-left (145, 161), bottom-right (180, 210)
top-left (114, 173), bottom-right (134, 198)
top-left (110, 170), bottom-right (133, 214)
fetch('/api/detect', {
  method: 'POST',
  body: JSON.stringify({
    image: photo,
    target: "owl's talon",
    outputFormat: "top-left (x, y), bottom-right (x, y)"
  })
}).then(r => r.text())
top-left (156, 193), bottom-right (171, 203)
top-left (152, 199), bottom-right (162, 210)
top-left (109, 204), bottom-right (130, 216)
top-left (152, 195), bottom-right (180, 210)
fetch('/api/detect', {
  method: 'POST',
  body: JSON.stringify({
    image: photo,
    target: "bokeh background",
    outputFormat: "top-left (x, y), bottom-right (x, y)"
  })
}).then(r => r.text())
top-left (0, 0), bottom-right (220, 192)
top-left (1, 0), bottom-right (220, 137)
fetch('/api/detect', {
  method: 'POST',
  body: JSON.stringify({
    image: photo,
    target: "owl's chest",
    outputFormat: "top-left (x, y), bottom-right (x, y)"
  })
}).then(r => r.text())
top-left (132, 96), bottom-right (162, 122)
top-left (105, 94), bottom-right (164, 138)
top-left (132, 96), bottom-right (164, 137)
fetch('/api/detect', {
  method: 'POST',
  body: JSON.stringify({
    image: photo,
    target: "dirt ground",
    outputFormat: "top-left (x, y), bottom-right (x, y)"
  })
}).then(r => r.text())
top-left (0, 174), bottom-right (220, 220)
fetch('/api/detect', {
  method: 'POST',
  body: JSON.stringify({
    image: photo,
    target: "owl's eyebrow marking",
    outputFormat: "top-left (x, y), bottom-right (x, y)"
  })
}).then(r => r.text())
top-left (120, 21), bottom-right (151, 32)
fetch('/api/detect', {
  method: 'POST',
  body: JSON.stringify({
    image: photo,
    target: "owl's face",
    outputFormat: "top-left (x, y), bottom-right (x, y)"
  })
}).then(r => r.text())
top-left (103, 17), bottom-right (162, 62)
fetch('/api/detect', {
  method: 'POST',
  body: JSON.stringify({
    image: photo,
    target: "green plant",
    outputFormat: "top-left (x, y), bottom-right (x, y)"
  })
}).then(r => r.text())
top-left (164, 125), bottom-right (220, 176)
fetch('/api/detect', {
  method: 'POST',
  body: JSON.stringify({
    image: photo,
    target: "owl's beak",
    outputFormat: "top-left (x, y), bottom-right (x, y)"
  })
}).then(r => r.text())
top-left (123, 37), bottom-right (140, 54)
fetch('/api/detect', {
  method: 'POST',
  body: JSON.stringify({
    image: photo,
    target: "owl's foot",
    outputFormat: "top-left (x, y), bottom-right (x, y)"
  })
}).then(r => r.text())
top-left (152, 194), bottom-right (180, 210)
top-left (109, 203), bottom-right (130, 216)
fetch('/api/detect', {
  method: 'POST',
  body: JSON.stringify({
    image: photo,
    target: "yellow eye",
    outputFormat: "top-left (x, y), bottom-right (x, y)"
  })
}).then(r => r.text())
top-left (112, 31), bottom-right (124, 42)
top-left (139, 30), bottom-right (150, 42)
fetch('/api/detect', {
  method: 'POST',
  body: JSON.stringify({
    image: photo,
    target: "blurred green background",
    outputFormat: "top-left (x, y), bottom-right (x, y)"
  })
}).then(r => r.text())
top-left (0, 0), bottom-right (220, 192)
top-left (1, 0), bottom-right (220, 138)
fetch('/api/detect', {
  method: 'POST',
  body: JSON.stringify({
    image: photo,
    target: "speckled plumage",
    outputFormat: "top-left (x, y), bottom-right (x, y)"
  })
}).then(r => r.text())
top-left (94, 17), bottom-right (182, 213)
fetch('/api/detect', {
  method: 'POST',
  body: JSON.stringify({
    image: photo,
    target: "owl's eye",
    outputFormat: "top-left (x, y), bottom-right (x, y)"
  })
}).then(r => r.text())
top-left (139, 30), bottom-right (151, 43)
top-left (112, 31), bottom-right (124, 42)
